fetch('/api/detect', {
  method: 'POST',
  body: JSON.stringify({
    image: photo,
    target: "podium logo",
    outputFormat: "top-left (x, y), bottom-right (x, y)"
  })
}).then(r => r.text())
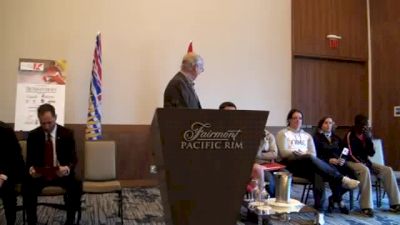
top-left (181, 122), bottom-right (243, 150)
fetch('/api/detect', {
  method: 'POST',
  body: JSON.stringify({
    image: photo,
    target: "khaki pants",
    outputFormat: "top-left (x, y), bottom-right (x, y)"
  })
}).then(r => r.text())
top-left (346, 161), bottom-right (400, 209)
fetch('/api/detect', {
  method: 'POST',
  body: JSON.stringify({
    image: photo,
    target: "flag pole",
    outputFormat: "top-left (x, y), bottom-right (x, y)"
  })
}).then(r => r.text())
top-left (85, 33), bottom-right (103, 141)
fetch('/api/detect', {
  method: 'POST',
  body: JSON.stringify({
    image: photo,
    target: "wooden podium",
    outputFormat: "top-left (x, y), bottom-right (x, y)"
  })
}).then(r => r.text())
top-left (151, 108), bottom-right (269, 225)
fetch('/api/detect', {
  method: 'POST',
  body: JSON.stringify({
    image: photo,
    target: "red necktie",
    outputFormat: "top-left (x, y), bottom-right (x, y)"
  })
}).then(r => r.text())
top-left (45, 133), bottom-right (54, 167)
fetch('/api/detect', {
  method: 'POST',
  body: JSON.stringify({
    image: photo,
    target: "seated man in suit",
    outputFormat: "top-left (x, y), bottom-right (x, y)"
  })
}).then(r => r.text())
top-left (0, 121), bottom-right (25, 225)
top-left (23, 104), bottom-right (82, 225)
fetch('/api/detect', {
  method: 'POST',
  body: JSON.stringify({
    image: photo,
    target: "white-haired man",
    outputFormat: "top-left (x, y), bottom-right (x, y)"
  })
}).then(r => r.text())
top-left (164, 52), bottom-right (204, 108)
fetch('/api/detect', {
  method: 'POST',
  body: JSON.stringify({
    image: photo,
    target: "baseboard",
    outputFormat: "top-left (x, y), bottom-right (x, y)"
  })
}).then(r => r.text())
top-left (119, 179), bottom-right (159, 188)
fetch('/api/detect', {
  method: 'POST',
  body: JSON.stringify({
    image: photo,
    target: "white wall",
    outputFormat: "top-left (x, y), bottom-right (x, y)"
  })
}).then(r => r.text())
top-left (0, 0), bottom-right (291, 126)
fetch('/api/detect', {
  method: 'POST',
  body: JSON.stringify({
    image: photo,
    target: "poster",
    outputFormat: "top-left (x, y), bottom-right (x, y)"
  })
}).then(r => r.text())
top-left (14, 58), bottom-right (67, 131)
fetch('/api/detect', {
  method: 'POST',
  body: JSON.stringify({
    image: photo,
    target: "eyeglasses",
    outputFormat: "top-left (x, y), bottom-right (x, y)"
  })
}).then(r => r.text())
top-left (196, 64), bottom-right (204, 72)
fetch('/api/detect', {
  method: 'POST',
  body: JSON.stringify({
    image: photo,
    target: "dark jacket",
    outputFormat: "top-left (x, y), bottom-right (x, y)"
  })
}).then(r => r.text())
top-left (314, 131), bottom-right (356, 178)
top-left (0, 121), bottom-right (25, 183)
top-left (343, 128), bottom-right (375, 168)
top-left (26, 124), bottom-right (77, 174)
top-left (313, 132), bottom-right (347, 162)
top-left (163, 72), bottom-right (202, 109)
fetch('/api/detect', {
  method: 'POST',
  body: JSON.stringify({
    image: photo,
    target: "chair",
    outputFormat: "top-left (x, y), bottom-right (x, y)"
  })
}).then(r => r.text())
top-left (292, 176), bottom-right (313, 204)
top-left (354, 139), bottom-right (394, 208)
top-left (369, 139), bottom-right (385, 208)
top-left (79, 140), bottom-right (123, 224)
top-left (16, 141), bottom-right (27, 222)
top-left (19, 140), bottom-right (79, 224)
top-left (20, 141), bottom-right (68, 202)
top-left (394, 171), bottom-right (400, 184)
top-left (293, 176), bottom-right (355, 210)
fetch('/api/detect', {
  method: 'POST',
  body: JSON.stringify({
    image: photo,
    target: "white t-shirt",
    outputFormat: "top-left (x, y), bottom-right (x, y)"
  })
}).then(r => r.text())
top-left (276, 127), bottom-right (316, 160)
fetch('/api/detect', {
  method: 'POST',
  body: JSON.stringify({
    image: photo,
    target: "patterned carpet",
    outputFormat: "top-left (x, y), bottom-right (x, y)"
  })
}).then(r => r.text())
top-left (240, 184), bottom-right (400, 225)
top-left (0, 185), bottom-right (399, 225)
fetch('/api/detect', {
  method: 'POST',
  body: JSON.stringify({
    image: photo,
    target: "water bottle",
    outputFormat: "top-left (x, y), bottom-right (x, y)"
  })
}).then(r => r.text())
top-left (258, 188), bottom-right (268, 202)
top-left (250, 179), bottom-right (259, 202)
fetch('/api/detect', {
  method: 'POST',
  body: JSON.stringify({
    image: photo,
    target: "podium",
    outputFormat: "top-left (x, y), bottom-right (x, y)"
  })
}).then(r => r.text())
top-left (151, 108), bottom-right (269, 225)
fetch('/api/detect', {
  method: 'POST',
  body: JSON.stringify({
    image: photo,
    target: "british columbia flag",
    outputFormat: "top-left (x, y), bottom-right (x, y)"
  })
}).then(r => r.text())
top-left (85, 33), bottom-right (103, 140)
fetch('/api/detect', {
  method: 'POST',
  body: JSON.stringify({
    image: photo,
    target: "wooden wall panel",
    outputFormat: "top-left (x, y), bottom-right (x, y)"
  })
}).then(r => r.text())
top-left (64, 124), bottom-right (155, 180)
top-left (292, 0), bottom-right (332, 55)
top-left (370, 0), bottom-right (400, 170)
top-left (292, 0), bottom-right (369, 128)
top-left (293, 0), bottom-right (368, 60)
top-left (292, 57), bottom-right (368, 126)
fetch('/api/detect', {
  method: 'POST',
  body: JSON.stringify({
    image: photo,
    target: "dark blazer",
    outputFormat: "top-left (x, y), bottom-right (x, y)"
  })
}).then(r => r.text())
top-left (26, 124), bottom-right (77, 174)
top-left (0, 122), bottom-right (24, 183)
top-left (163, 72), bottom-right (202, 109)
top-left (314, 131), bottom-right (356, 178)
top-left (313, 132), bottom-right (347, 162)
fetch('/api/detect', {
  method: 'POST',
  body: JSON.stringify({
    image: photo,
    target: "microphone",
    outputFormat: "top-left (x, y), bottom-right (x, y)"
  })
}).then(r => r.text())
top-left (339, 147), bottom-right (349, 159)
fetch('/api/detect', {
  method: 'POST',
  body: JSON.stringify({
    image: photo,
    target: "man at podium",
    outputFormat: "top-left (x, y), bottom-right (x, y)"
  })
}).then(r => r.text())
top-left (163, 52), bottom-right (204, 108)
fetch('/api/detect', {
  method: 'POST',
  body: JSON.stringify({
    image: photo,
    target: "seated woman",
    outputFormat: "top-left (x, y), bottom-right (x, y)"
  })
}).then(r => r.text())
top-left (276, 109), bottom-right (359, 213)
top-left (252, 128), bottom-right (283, 197)
top-left (219, 102), bottom-right (280, 198)
top-left (313, 116), bottom-right (356, 214)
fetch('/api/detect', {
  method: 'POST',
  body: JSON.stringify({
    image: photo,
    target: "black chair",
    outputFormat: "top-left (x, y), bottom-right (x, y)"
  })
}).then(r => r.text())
top-left (294, 176), bottom-right (355, 210)
top-left (18, 140), bottom-right (81, 224)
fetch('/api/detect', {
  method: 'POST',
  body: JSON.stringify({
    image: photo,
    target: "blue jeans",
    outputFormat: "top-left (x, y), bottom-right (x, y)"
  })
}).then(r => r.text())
top-left (282, 154), bottom-right (344, 210)
top-left (264, 170), bottom-right (275, 197)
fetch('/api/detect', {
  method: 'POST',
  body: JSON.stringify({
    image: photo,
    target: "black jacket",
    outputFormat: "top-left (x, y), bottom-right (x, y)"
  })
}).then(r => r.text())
top-left (163, 72), bottom-right (202, 109)
top-left (343, 128), bottom-right (375, 168)
top-left (314, 132), bottom-right (347, 161)
top-left (0, 121), bottom-right (25, 183)
top-left (26, 124), bottom-right (77, 174)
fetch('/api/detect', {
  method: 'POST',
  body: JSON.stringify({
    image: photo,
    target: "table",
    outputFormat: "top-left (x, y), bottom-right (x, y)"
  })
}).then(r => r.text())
top-left (243, 198), bottom-right (320, 225)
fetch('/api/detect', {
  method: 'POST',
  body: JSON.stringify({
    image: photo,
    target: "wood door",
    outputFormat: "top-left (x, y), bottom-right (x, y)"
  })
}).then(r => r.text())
top-left (292, 57), bottom-right (368, 126)
top-left (370, 0), bottom-right (400, 169)
top-left (292, 0), bottom-right (368, 60)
